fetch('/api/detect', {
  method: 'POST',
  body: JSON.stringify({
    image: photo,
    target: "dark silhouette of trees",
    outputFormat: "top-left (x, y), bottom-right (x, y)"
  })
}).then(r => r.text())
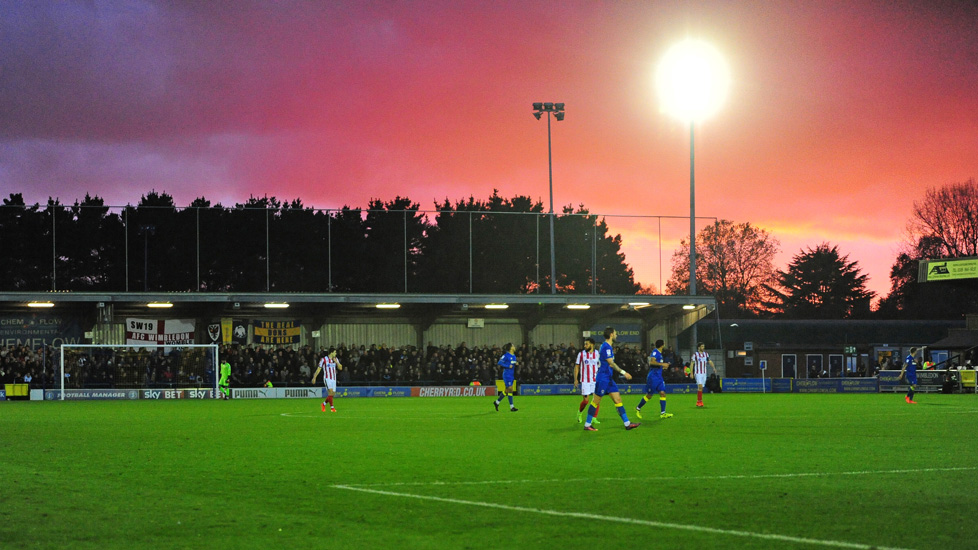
top-left (667, 220), bottom-right (779, 317)
top-left (764, 243), bottom-right (874, 319)
top-left (0, 190), bottom-right (639, 294)
top-left (877, 179), bottom-right (978, 318)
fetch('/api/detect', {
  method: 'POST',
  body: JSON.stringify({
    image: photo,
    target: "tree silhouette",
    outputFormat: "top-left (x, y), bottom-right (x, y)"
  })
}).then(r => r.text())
top-left (764, 243), bottom-right (874, 319)
top-left (667, 220), bottom-right (780, 316)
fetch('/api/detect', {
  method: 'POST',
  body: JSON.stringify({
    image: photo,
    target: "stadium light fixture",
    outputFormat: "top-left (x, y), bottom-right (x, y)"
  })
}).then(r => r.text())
top-left (147, 302), bottom-right (173, 308)
top-left (263, 303), bottom-right (290, 309)
top-left (375, 303), bottom-right (401, 309)
top-left (27, 301), bottom-right (54, 308)
top-left (657, 38), bottom-right (729, 358)
top-left (683, 304), bottom-right (697, 310)
top-left (566, 304), bottom-right (590, 310)
top-left (532, 101), bottom-right (565, 294)
top-left (484, 304), bottom-right (509, 309)
top-left (628, 302), bottom-right (650, 307)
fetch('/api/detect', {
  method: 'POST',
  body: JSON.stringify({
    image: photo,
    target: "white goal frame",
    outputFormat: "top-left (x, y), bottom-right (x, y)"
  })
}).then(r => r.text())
top-left (59, 344), bottom-right (219, 400)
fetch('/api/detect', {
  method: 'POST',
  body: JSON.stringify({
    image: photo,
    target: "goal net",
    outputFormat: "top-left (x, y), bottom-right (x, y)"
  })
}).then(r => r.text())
top-left (58, 344), bottom-right (219, 400)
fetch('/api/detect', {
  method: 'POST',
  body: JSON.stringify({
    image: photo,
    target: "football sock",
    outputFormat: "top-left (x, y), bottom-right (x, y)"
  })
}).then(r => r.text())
top-left (697, 390), bottom-right (703, 402)
top-left (508, 395), bottom-right (514, 406)
top-left (579, 398), bottom-right (588, 412)
top-left (615, 402), bottom-right (631, 425)
top-left (327, 395), bottom-right (334, 407)
top-left (660, 396), bottom-right (667, 414)
top-left (637, 397), bottom-right (647, 410)
top-left (908, 387), bottom-right (915, 400)
top-left (595, 404), bottom-right (600, 417)
top-left (586, 403), bottom-right (597, 424)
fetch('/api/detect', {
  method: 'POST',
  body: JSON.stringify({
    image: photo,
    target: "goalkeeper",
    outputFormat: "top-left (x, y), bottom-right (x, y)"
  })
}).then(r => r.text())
top-left (219, 358), bottom-right (231, 400)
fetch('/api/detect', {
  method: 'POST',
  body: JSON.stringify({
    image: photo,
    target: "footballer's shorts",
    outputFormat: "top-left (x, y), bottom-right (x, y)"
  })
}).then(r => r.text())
top-left (502, 370), bottom-right (515, 388)
top-left (323, 378), bottom-right (337, 392)
top-left (905, 374), bottom-right (917, 386)
top-left (694, 373), bottom-right (707, 386)
top-left (644, 376), bottom-right (666, 395)
top-left (594, 375), bottom-right (619, 397)
top-left (580, 381), bottom-right (596, 396)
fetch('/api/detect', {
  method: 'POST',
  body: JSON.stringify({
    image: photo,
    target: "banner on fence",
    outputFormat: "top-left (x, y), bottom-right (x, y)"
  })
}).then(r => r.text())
top-left (0, 314), bottom-right (84, 348)
top-left (126, 318), bottom-right (195, 345)
top-left (253, 320), bottom-right (301, 345)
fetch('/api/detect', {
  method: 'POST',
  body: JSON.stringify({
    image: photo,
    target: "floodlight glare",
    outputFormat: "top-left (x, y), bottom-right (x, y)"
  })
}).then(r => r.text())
top-left (656, 39), bottom-right (730, 122)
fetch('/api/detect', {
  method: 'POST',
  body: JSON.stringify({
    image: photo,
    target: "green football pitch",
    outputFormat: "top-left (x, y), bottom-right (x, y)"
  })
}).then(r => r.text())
top-left (2, 393), bottom-right (976, 550)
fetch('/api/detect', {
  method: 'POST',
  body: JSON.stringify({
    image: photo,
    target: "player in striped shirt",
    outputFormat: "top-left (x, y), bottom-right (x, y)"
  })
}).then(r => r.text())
top-left (583, 326), bottom-right (640, 431)
top-left (573, 338), bottom-right (600, 424)
top-left (312, 348), bottom-right (342, 412)
top-left (691, 342), bottom-right (717, 407)
top-left (636, 339), bottom-right (672, 419)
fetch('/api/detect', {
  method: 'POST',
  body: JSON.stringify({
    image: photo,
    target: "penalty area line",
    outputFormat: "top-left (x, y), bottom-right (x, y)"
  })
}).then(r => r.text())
top-left (331, 484), bottom-right (913, 550)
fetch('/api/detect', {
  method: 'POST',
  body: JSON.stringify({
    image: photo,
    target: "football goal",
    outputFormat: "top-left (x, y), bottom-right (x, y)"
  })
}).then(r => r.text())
top-left (58, 344), bottom-right (219, 400)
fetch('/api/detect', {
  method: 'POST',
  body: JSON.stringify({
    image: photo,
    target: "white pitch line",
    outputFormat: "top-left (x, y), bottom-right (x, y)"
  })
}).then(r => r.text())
top-left (343, 466), bottom-right (978, 488)
top-left (332, 484), bottom-right (914, 550)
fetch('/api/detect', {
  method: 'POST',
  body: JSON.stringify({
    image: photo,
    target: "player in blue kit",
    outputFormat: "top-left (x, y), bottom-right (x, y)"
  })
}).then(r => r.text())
top-left (583, 327), bottom-right (640, 431)
top-left (636, 339), bottom-right (673, 419)
top-left (898, 346), bottom-right (922, 404)
top-left (493, 343), bottom-right (519, 412)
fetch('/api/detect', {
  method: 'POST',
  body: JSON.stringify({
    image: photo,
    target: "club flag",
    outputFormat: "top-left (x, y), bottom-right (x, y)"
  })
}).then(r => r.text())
top-left (221, 318), bottom-right (233, 344)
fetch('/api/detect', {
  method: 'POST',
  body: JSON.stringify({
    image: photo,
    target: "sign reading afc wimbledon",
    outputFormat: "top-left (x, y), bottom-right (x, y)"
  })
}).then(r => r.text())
top-left (918, 256), bottom-right (978, 282)
top-left (126, 318), bottom-right (196, 345)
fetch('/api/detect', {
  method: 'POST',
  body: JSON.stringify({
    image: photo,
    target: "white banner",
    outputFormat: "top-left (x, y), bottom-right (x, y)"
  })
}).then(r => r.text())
top-left (126, 318), bottom-right (196, 345)
top-left (231, 387), bottom-right (323, 399)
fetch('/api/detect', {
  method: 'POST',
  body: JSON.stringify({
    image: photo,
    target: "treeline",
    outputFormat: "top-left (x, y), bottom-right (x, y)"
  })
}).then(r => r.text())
top-left (0, 190), bottom-right (640, 295)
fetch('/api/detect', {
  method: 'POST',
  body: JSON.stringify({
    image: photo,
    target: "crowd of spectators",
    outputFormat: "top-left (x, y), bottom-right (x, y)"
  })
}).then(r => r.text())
top-left (0, 344), bottom-right (56, 387)
top-left (6, 342), bottom-right (977, 390)
top-left (221, 341), bottom-right (666, 387)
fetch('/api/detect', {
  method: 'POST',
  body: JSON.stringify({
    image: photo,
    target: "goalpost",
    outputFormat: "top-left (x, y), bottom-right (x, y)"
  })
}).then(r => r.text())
top-left (58, 344), bottom-right (219, 400)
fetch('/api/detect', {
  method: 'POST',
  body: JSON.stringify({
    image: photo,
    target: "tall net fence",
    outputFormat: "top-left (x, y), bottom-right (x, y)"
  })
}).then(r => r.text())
top-left (59, 345), bottom-right (218, 392)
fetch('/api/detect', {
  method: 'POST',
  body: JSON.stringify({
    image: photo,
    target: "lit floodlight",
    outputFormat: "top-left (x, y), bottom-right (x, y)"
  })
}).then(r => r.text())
top-left (566, 304), bottom-right (590, 310)
top-left (656, 39), bottom-right (730, 122)
top-left (375, 303), bottom-right (401, 309)
top-left (27, 301), bottom-right (54, 308)
top-left (484, 304), bottom-right (509, 309)
top-left (147, 302), bottom-right (173, 308)
top-left (263, 303), bottom-right (290, 308)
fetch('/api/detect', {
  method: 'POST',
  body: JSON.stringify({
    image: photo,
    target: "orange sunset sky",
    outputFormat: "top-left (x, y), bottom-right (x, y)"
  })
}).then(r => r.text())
top-left (2, 1), bottom-right (976, 300)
